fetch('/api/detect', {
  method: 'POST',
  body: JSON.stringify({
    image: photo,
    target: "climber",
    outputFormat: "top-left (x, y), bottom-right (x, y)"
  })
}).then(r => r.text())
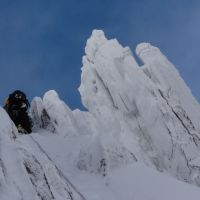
top-left (4, 90), bottom-right (32, 134)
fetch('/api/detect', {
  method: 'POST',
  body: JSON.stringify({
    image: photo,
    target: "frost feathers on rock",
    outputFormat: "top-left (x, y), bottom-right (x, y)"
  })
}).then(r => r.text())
top-left (1, 29), bottom-right (200, 200)
top-left (79, 30), bottom-right (200, 185)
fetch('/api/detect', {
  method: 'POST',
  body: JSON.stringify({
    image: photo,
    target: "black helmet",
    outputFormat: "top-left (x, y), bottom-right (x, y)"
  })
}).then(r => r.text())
top-left (11, 90), bottom-right (26, 100)
top-left (8, 90), bottom-right (30, 108)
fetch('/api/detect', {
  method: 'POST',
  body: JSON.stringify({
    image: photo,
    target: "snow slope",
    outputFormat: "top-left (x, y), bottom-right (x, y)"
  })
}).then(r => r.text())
top-left (22, 132), bottom-right (200, 200)
top-left (1, 30), bottom-right (200, 199)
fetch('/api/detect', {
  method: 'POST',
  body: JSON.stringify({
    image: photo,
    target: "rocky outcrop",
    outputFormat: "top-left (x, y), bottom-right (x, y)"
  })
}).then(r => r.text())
top-left (78, 30), bottom-right (200, 185)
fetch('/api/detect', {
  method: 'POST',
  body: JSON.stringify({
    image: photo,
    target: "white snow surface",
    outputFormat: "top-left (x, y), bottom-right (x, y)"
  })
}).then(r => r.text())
top-left (1, 29), bottom-right (200, 199)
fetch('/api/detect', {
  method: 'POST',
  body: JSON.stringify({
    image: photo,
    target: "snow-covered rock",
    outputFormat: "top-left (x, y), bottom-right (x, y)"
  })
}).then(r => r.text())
top-left (79, 29), bottom-right (200, 186)
top-left (29, 29), bottom-right (200, 187)
top-left (0, 108), bottom-right (87, 200)
top-left (1, 29), bottom-right (200, 199)
top-left (31, 90), bottom-right (80, 136)
top-left (31, 96), bottom-right (56, 132)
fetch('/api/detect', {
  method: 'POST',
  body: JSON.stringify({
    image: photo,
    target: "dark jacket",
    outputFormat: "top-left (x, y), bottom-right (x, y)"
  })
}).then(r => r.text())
top-left (4, 90), bottom-right (32, 133)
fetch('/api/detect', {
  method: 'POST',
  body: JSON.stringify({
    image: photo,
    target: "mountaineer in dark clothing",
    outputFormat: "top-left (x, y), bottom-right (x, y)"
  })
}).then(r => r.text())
top-left (4, 90), bottom-right (32, 134)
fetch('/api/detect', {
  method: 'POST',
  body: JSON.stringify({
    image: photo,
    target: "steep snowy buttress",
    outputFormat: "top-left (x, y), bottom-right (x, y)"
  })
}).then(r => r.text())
top-left (0, 106), bottom-right (85, 200)
top-left (79, 30), bottom-right (200, 185)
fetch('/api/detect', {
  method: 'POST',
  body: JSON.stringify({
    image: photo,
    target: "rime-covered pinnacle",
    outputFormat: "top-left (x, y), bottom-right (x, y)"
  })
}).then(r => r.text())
top-left (1, 30), bottom-right (200, 199)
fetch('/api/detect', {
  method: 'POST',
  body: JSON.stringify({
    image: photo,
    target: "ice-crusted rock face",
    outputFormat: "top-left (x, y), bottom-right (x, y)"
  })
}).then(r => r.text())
top-left (15, 29), bottom-right (200, 187)
top-left (0, 107), bottom-right (89, 200)
top-left (79, 30), bottom-right (200, 185)
top-left (1, 29), bottom-right (200, 199)
top-left (31, 90), bottom-right (81, 136)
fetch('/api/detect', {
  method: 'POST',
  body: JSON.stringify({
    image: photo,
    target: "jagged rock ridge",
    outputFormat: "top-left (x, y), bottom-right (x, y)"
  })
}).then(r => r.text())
top-left (78, 30), bottom-right (200, 184)
top-left (32, 30), bottom-right (200, 185)
top-left (1, 30), bottom-right (200, 200)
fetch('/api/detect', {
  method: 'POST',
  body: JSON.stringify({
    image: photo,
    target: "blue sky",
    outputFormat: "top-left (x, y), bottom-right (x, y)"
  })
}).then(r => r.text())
top-left (0, 0), bottom-right (200, 110)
